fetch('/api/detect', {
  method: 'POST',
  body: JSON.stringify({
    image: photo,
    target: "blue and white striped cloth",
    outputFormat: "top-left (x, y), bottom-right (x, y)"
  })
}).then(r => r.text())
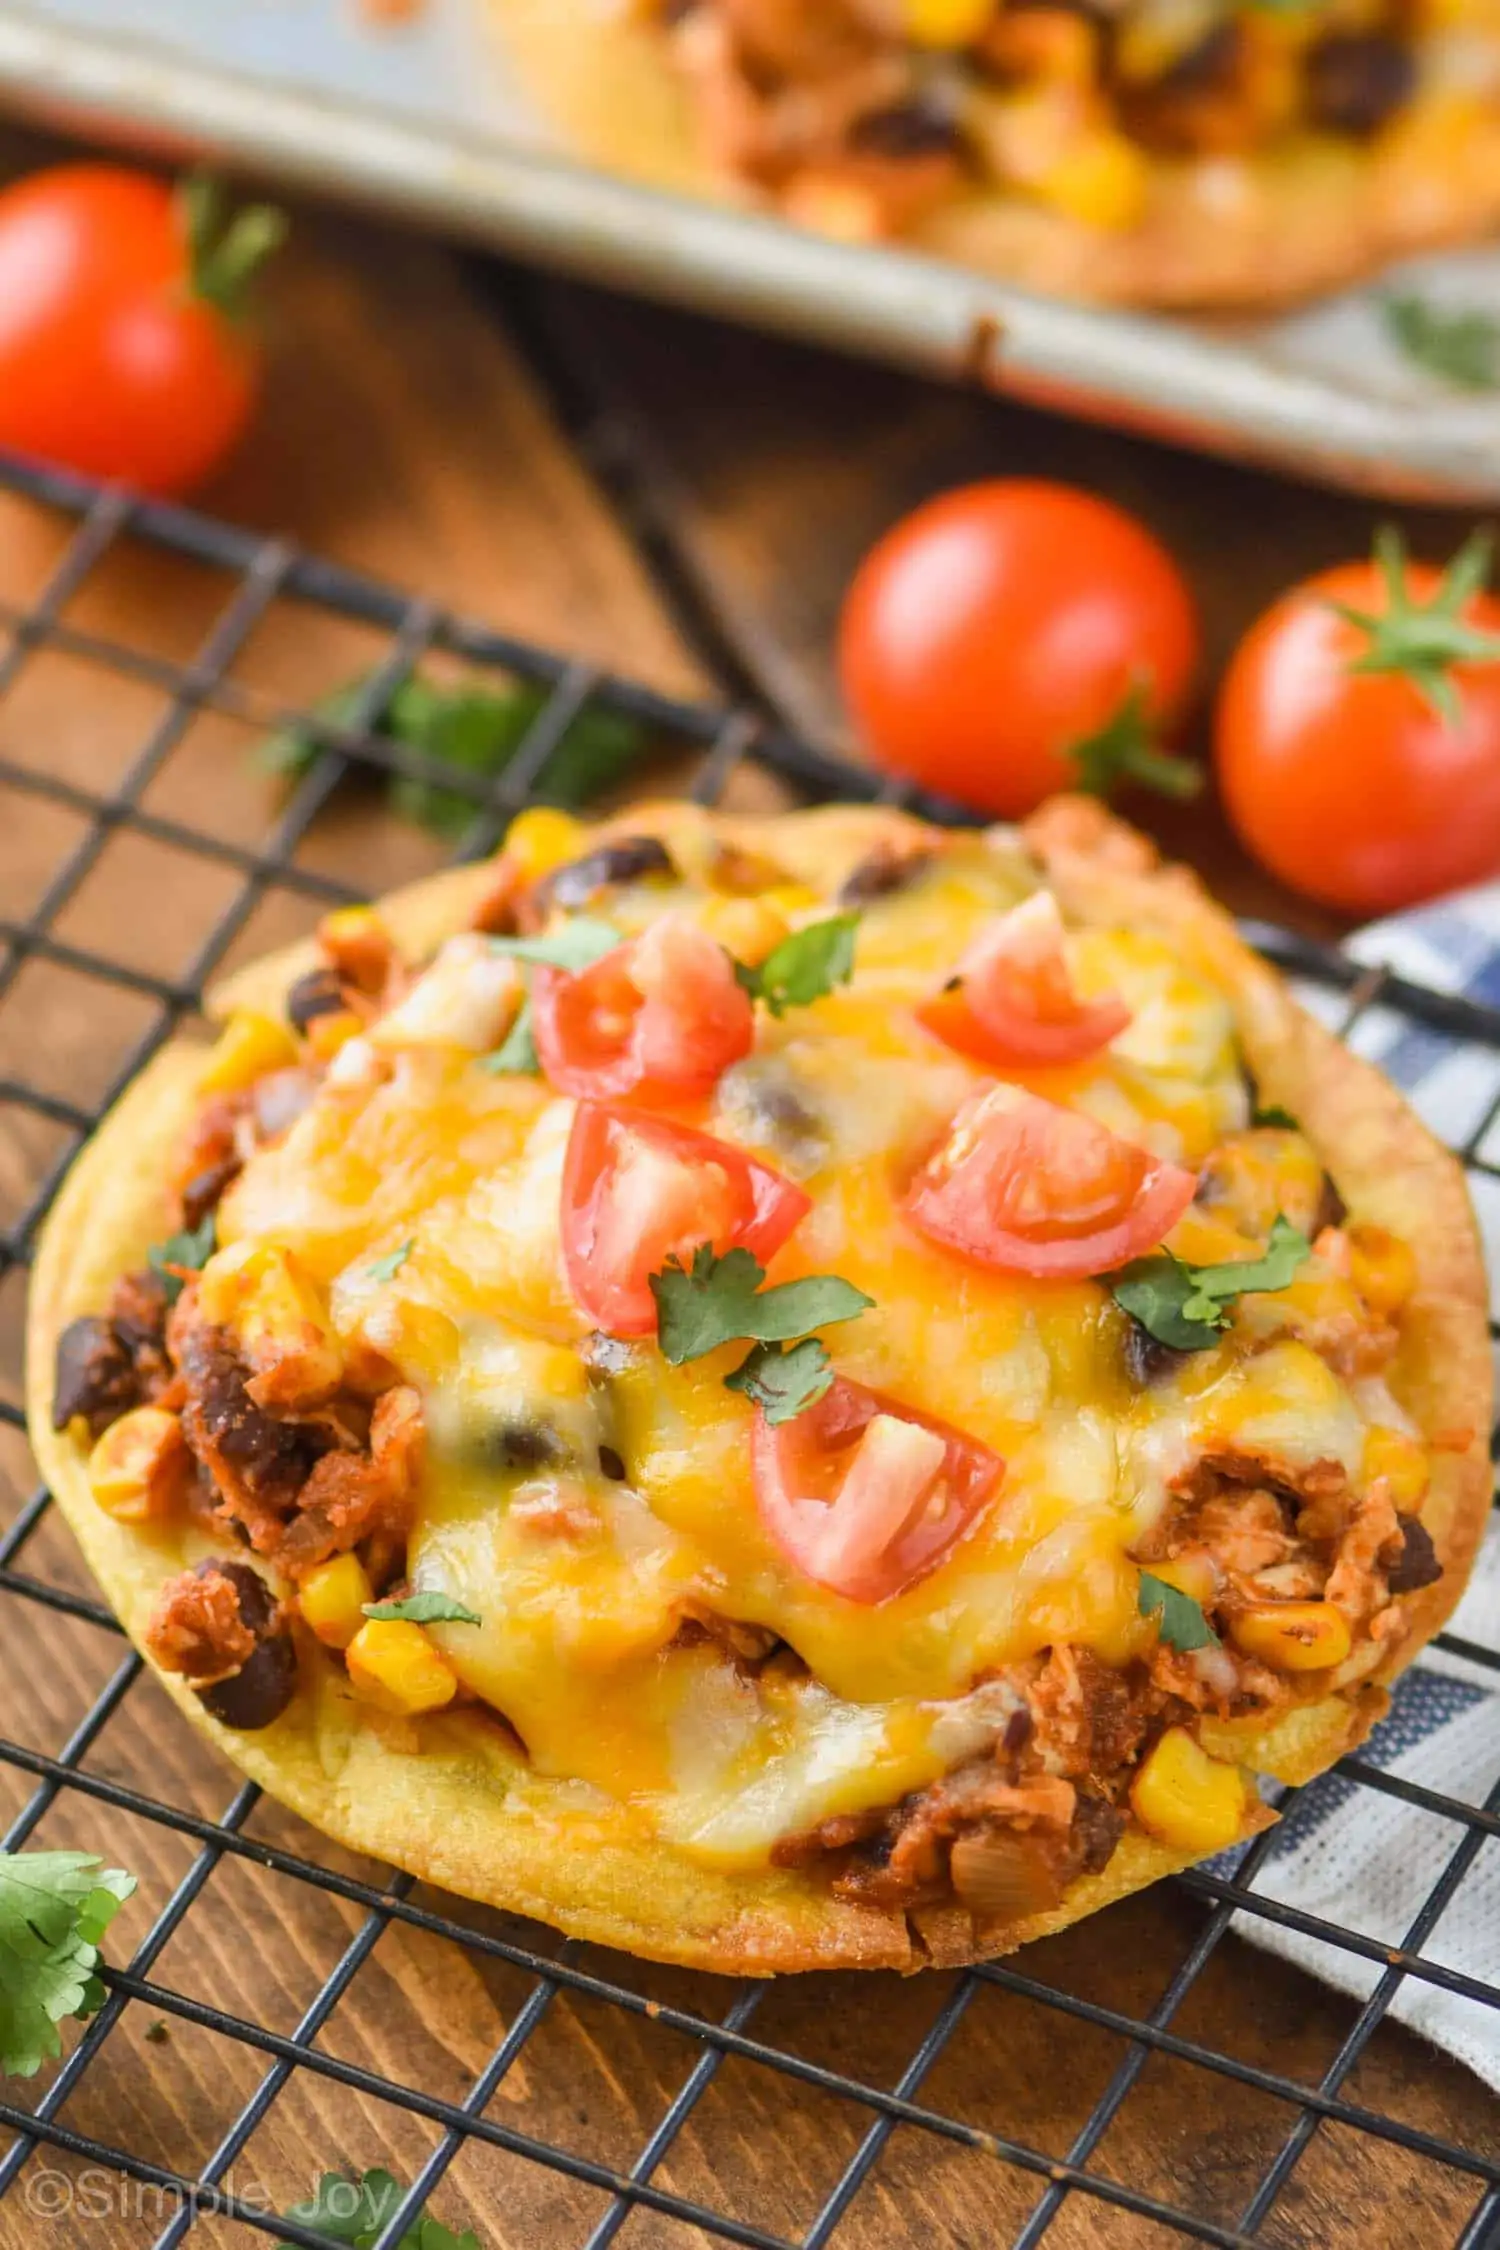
top-left (1226, 885), bottom-right (1500, 2087)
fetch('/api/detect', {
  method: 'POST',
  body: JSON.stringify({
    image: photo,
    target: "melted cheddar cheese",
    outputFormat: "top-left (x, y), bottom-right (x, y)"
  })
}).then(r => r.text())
top-left (207, 827), bottom-right (1403, 1867)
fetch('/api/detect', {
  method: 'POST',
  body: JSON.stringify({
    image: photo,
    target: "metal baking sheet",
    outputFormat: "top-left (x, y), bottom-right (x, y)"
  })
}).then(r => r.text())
top-left (3, 0), bottom-right (1499, 501)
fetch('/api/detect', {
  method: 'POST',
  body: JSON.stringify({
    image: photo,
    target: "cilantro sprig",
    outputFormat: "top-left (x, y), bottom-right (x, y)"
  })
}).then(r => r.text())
top-left (277, 2166), bottom-right (479, 2250)
top-left (1382, 292), bottom-right (1500, 394)
top-left (734, 915), bottom-right (859, 1018)
top-left (1110, 1215), bottom-right (1311, 1353)
top-left (363, 1593), bottom-right (482, 1627)
top-left (724, 1336), bottom-right (842, 1425)
top-left (260, 669), bottom-right (644, 840)
top-left (0, 1850), bottom-right (136, 2078)
top-left (147, 1212), bottom-right (217, 1305)
top-left (650, 1245), bottom-right (873, 1423)
top-left (1137, 1572), bottom-right (1219, 1654)
top-left (366, 1240), bottom-right (413, 1284)
top-left (478, 917), bottom-right (623, 1076)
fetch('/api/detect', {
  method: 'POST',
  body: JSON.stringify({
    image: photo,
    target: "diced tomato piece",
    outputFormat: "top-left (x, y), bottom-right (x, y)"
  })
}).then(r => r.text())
top-left (916, 892), bottom-right (1129, 1069)
top-left (752, 1378), bottom-right (1003, 1604)
top-left (533, 915), bottom-right (753, 1103)
top-left (561, 1103), bottom-right (811, 1336)
top-left (903, 1083), bottom-right (1196, 1280)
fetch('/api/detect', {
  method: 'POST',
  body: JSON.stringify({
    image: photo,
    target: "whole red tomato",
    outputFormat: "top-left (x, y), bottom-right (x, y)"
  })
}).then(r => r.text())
top-left (0, 165), bottom-right (283, 498)
top-left (838, 480), bottom-right (1200, 818)
top-left (1217, 531), bottom-right (1500, 915)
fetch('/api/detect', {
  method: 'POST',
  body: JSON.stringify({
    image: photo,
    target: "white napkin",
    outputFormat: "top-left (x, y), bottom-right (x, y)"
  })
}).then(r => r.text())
top-left (1225, 886), bottom-right (1500, 2086)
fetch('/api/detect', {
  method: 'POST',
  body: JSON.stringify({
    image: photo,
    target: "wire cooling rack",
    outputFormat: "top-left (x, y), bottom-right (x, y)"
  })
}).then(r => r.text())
top-left (0, 445), bottom-right (1496, 2250)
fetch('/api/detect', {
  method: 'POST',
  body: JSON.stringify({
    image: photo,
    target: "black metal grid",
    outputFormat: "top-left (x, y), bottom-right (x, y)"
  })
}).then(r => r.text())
top-left (0, 444), bottom-right (1496, 2250)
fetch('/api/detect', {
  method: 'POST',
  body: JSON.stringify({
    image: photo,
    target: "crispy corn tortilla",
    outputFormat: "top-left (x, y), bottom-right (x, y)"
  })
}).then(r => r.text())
top-left (26, 802), bottom-right (1492, 1973)
top-left (490, 0), bottom-right (1500, 309)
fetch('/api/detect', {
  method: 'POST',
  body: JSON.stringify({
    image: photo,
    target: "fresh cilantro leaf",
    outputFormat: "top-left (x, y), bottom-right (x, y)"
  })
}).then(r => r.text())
top-left (477, 1001), bottom-right (540, 1076)
top-left (258, 667), bottom-right (645, 837)
top-left (278, 2166), bottom-right (480, 2250)
top-left (147, 1212), bottom-right (217, 1305)
top-left (0, 1850), bottom-right (135, 2078)
top-left (734, 915), bottom-right (859, 1018)
top-left (487, 918), bottom-right (623, 972)
top-left (363, 1592), bottom-right (482, 1627)
top-left (257, 676), bottom-right (387, 783)
top-left (1138, 1571), bottom-right (1219, 1653)
top-left (650, 1244), bottom-right (873, 1368)
top-left (1110, 1215), bottom-right (1311, 1353)
top-left (366, 1240), bottom-right (413, 1284)
top-left (388, 678), bottom-right (643, 836)
top-left (724, 1337), bottom-right (835, 1425)
top-left (1382, 292), bottom-right (1500, 393)
top-left (477, 919), bottom-right (620, 1075)
top-left (1252, 1104), bottom-right (1300, 1132)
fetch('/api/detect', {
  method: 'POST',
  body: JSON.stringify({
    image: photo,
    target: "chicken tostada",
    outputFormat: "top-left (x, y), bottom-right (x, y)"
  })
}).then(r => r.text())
top-left (28, 796), bottom-right (1491, 1970)
top-left (491, 0), bottom-right (1500, 307)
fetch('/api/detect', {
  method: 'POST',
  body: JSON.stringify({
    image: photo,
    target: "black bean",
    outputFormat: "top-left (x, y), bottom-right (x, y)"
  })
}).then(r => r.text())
top-left (285, 965), bottom-right (347, 1032)
top-left (1386, 1515), bottom-right (1443, 1596)
top-left (52, 1316), bottom-right (139, 1436)
top-left (1122, 1320), bottom-right (1189, 1387)
top-left (1306, 32), bottom-right (1415, 136)
top-left (837, 847), bottom-right (934, 906)
top-left (482, 1421), bottom-right (565, 1471)
top-left (199, 1632), bottom-right (298, 1730)
top-left (598, 1445), bottom-right (627, 1482)
top-left (545, 836), bottom-right (676, 910)
top-left (109, 1271), bottom-right (170, 1360)
top-left (851, 103), bottom-right (960, 160)
top-left (1315, 1173), bottom-right (1348, 1235)
top-left (719, 1060), bottom-right (828, 1172)
top-left (212, 1559), bottom-right (279, 1636)
top-left (1001, 1706), bottom-right (1033, 1759)
top-left (1153, 18), bottom-right (1239, 95)
top-left (181, 1156), bottom-right (241, 1231)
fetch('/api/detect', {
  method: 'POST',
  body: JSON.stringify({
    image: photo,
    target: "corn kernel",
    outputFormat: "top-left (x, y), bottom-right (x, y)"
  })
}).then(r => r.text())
top-left (1229, 1600), bottom-right (1352, 1673)
top-left (903, 0), bottom-right (993, 46)
top-left (298, 1553), bottom-right (375, 1649)
top-left (696, 895), bottom-right (790, 967)
top-left (317, 905), bottom-right (391, 993)
top-left (88, 1407), bottom-right (187, 1523)
top-left (781, 174), bottom-right (884, 244)
top-left (197, 1242), bottom-right (342, 1409)
top-left (1195, 1128), bottom-right (1325, 1240)
top-left (1037, 132), bottom-right (1149, 231)
top-left (503, 807), bottom-right (585, 884)
top-left (1345, 1224), bottom-right (1417, 1317)
top-left (197, 1010), bottom-right (299, 1097)
top-left (1362, 1425), bottom-right (1430, 1512)
top-left (305, 1007), bottom-right (364, 1062)
top-left (1130, 1727), bottom-right (1250, 1854)
top-left (346, 1618), bottom-right (458, 1715)
top-left (1148, 1551), bottom-right (1217, 1607)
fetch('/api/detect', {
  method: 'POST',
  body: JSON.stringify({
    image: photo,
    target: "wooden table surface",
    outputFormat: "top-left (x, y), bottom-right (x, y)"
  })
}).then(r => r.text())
top-left (0, 143), bottom-right (1495, 2250)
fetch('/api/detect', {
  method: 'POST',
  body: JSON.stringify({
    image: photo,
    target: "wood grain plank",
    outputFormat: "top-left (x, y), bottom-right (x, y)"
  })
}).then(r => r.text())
top-left (512, 271), bottom-right (1497, 938)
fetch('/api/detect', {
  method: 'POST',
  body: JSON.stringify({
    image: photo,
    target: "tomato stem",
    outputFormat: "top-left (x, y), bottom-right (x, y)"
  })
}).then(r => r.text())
top-left (1332, 526), bottom-right (1500, 729)
top-left (177, 171), bottom-right (287, 322)
top-left (1066, 684), bottom-right (1203, 803)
